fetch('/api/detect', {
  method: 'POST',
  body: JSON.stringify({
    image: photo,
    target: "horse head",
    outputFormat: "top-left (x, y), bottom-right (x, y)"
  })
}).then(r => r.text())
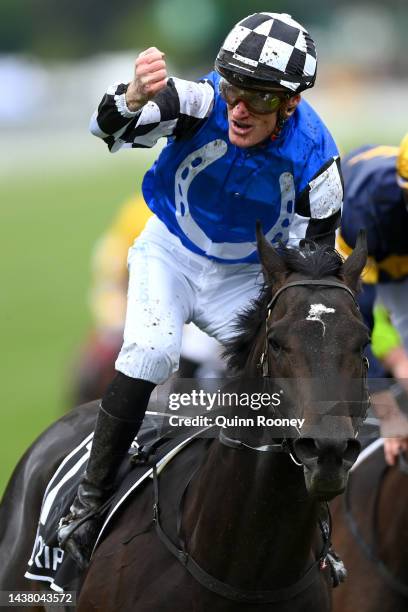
top-left (250, 226), bottom-right (369, 501)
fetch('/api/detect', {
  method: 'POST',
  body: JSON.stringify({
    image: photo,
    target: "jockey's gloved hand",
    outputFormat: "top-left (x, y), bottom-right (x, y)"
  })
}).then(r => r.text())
top-left (397, 132), bottom-right (408, 189)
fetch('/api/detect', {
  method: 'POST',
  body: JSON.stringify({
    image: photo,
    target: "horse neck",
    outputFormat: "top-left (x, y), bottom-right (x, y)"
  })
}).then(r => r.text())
top-left (182, 440), bottom-right (320, 589)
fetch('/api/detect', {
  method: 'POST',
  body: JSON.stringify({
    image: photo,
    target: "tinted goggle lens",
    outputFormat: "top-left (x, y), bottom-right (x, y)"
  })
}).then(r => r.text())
top-left (219, 79), bottom-right (286, 114)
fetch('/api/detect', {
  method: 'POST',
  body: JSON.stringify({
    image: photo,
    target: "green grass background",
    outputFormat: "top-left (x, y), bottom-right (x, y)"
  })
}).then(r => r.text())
top-left (0, 152), bottom-right (150, 494)
top-left (0, 124), bottom-right (401, 496)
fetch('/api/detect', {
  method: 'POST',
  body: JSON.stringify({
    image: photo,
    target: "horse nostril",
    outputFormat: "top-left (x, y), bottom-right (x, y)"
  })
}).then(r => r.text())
top-left (343, 438), bottom-right (361, 463)
top-left (294, 437), bottom-right (361, 466)
top-left (293, 438), bottom-right (319, 461)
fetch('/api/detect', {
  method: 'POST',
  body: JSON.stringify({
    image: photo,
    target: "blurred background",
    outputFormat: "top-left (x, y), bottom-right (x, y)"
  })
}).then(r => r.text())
top-left (1, 0), bottom-right (407, 494)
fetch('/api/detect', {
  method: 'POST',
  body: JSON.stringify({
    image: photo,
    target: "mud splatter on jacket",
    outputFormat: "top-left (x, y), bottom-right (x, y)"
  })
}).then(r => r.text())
top-left (91, 71), bottom-right (343, 263)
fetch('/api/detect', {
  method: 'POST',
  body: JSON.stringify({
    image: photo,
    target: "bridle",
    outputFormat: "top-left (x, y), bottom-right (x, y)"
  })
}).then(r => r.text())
top-left (151, 278), bottom-right (370, 604)
top-left (152, 443), bottom-right (334, 604)
top-left (258, 279), bottom-right (361, 377)
top-left (221, 278), bottom-right (370, 455)
top-left (261, 278), bottom-right (371, 426)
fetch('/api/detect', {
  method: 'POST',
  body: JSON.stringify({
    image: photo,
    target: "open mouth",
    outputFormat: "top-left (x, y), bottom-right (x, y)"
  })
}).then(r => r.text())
top-left (231, 120), bottom-right (253, 136)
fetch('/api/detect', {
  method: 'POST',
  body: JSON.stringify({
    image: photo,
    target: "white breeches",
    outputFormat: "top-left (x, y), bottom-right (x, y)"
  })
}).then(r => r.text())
top-left (115, 216), bottom-right (263, 383)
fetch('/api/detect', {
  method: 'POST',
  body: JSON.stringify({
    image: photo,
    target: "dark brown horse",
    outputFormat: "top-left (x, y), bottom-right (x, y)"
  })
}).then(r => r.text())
top-left (0, 230), bottom-right (369, 612)
top-left (0, 403), bottom-right (99, 612)
top-left (332, 439), bottom-right (408, 612)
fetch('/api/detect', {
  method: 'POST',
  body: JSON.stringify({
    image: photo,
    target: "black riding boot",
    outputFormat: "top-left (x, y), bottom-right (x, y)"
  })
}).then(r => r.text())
top-left (58, 373), bottom-right (155, 569)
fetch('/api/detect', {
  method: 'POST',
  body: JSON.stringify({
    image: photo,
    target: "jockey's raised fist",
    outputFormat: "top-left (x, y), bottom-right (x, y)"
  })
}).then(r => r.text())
top-left (126, 47), bottom-right (168, 111)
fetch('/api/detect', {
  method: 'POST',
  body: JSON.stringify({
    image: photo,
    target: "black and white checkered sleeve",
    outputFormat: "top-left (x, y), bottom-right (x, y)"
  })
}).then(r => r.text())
top-left (89, 77), bottom-right (214, 152)
top-left (290, 157), bottom-right (343, 247)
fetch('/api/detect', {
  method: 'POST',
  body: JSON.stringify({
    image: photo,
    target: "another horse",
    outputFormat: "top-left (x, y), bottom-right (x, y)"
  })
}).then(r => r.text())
top-left (0, 229), bottom-right (369, 611)
top-left (332, 440), bottom-right (408, 612)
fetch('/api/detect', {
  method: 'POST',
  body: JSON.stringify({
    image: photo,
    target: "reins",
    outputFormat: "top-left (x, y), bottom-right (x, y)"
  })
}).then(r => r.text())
top-left (151, 277), bottom-right (368, 603)
top-left (219, 429), bottom-right (304, 466)
top-left (152, 458), bottom-right (333, 604)
top-left (219, 428), bottom-right (286, 453)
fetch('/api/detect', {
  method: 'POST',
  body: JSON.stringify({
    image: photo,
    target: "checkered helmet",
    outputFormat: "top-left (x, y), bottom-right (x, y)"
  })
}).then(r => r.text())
top-left (215, 13), bottom-right (317, 94)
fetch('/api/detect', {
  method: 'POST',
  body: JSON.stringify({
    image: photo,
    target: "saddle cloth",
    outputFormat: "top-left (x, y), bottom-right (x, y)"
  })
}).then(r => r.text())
top-left (24, 413), bottom-right (209, 593)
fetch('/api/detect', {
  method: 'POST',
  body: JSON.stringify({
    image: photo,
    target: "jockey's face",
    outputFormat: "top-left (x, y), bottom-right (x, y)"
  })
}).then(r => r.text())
top-left (227, 94), bottom-right (300, 148)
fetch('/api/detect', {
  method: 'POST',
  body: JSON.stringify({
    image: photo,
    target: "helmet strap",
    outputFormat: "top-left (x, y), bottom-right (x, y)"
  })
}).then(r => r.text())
top-left (271, 95), bottom-right (299, 141)
top-left (270, 112), bottom-right (286, 141)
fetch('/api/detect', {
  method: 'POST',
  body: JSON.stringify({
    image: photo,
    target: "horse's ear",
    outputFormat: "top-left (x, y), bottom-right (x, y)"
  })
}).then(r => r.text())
top-left (256, 221), bottom-right (288, 286)
top-left (341, 230), bottom-right (368, 292)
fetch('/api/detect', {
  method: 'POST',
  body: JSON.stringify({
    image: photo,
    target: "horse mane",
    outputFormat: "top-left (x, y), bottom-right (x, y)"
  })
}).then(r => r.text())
top-left (223, 243), bottom-right (345, 372)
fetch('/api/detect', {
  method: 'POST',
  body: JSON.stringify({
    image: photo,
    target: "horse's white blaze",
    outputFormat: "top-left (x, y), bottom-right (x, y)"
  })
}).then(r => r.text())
top-left (306, 303), bottom-right (335, 336)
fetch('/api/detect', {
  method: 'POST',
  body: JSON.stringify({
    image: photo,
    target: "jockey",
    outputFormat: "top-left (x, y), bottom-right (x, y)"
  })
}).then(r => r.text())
top-left (337, 134), bottom-right (408, 466)
top-left (58, 12), bottom-right (344, 568)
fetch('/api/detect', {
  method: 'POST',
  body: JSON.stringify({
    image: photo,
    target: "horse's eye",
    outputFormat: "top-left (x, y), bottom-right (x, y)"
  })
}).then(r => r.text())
top-left (268, 337), bottom-right (281, 352)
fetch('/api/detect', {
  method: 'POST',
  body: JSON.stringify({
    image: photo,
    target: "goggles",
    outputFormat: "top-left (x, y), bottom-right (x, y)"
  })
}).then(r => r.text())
top-left (219, 78), bottom-right (288, 115)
